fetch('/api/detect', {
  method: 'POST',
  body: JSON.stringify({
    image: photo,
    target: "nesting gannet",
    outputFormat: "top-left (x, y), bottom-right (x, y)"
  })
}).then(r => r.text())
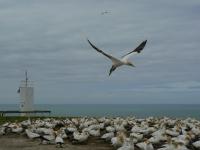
top-left (25, 129), bottom-right (40, 139)
top-left (117, 138), bottom-right (135, 150)
top-left (35, 128), bottom-right (54, 135)
top-left (55, 131), bottom-right (64, 148)
top-left (130, 133), bottom-right (143, 141)
top-left (87, 39), bottom-right (147, 75)
top-left (136, 140), bottom-right (154, 150)
top-left (111, 131), bottom-right (127, 147)
top-left (65, 127), bottom-right (77, 135)
top-left (21, 118), bottom-right (31, 127)
top-left (101, 132), bottom-right (114, 141)
top-left (88, 129), bottom-right (101, 137)
top-left (115, 124), bottom-right (126, 132)
top-left (59, 128), bottom-right (68, 139)
top-left (73, 131), bottom-right (89, 143)
top-left (11, 125), bottom-right (23, 134)
top-left (192, 140), bottom-right (200, 148)
top-left (106, 126), bottom-right (116, 132)
top-left (0, 127), bottom-right (6, 135)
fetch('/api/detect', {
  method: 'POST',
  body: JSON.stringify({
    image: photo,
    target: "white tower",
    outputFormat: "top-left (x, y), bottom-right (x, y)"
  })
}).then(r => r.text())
top-left (18, 71), bottom-right (34, 116)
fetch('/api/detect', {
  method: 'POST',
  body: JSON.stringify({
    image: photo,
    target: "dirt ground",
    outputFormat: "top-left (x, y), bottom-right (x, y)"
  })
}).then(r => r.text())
top-left (0, 135), bottom-right (114, 150)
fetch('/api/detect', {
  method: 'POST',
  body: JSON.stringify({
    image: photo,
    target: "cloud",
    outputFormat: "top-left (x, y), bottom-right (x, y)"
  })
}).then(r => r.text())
top-left (0, 0), bottom-right (200, 104)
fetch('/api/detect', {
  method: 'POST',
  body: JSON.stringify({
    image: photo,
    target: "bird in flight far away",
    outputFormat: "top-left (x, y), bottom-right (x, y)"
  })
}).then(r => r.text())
top-left (101, 11), bottom-right (111, 15)
top-left (87, 39), bottom-right (147, 76)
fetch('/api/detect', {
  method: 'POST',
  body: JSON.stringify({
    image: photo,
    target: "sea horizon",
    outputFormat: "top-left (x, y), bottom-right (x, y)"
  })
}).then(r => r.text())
top-left (0, 104), bottom-right (200, 119)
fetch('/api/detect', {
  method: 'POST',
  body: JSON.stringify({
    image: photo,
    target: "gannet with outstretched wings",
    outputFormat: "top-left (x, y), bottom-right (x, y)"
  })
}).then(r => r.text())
top-left (87, 39), bottom-right (147, 76)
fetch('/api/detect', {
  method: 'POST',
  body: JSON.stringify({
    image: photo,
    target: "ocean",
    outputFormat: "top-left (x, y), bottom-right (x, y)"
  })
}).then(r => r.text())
top-left (0, 104), bottom-right (200, 119)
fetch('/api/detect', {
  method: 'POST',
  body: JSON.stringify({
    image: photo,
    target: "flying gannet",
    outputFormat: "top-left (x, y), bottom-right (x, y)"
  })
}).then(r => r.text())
top-left (101, 11), bottom-right (111, 15)
top-left (87, 39), bottom-right (147, 76)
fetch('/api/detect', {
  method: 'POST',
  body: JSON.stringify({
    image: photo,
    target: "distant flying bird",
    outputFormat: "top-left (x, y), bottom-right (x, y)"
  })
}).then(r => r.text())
top-left (101, 11), bottom-right (111, 15)
top-left (87, 39), bottom-right (147, 76)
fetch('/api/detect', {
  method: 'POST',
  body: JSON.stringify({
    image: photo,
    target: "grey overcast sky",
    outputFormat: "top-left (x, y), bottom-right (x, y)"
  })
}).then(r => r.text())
top-left (0, 0), bottom-right (200, 104)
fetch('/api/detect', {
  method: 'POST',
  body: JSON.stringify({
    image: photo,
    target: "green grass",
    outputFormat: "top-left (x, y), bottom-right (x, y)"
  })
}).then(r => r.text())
top-left (0, 116), bottom-right (77, 125)
top-left (0, 116), bottom-right (29, 125)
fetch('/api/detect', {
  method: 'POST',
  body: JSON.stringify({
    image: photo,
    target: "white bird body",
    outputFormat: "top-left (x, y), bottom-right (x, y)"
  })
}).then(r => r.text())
top-left (73, 131), bottom-right (89, 142)
top-left (158, 142), bottom-right (189, 150)
top-left (111, 131), bottom-right (127, 147)
top-left (111, 137), bottom-right (123, 147)
top-left (67, 127), bottom-right (77, 133)
top-left (136, 141), bottom-right (154, 150)
top-left (115, 124), bottom-right (126, 132)
top-left (72, 118), bottom-right (79, 126)
top-left (55, 136), bottom-right (64, 144)
top-left (157, 146), bottom-right (172, 150)
top-left (152, 129), bottom-right (165, 137)
top-left (11, 126), bottom-right (23, 133)
top-left (165, 129), bottom-right (179, 137)
top-left (87, 39), bottom-right (147, 75)
top-left (88, 124), bottom-right (102, 130)
top-left (8, 123), bottom-right (17, 128)
top-left (174, 145), bottom-right (189, 150)
top-left (43, 134), bottom-right (55, 141)
top-left (149, 131), bottom-right (167, 144)
top-left (35, 128), bottom-right (53, 135)
top-left (149, 136), bottom-right (162, 144)
top-left (59, 128), bottom-right (68, 139)
top-left (192, 140), bottom-right (200, 148)
top-left (106, 126), bottom-right (115, 132)
top-left (131, 126), bottom-right (142, 133)
top-left (25, 129), bottom-right (40, 139)
top-left (117, 139), bottom-right (135, 150)
top-left (130, 133), bottom-right (143, 141)
top-left (101, 132), bottom-right (114, 141)
top-left (21, 119), bottom-right (31, 127)
top-left (2, 122), bottom-right (9, 127)
top-left (55, 134), bottom-right (64, 148)
top-left (147, 127), bottom-right (156, 133)
top-left (191, 127), bottom-right (200, 135)
top-left (88, 129), bottom-right (100, 137)
top-left (172, 134), bottom-right (190, 145)
top-left (0, 127), bottom-right (6, 135)
top-left (99, 123), bottom-right (105, 129)
top-left (44, 122), bottom-right (55, 128)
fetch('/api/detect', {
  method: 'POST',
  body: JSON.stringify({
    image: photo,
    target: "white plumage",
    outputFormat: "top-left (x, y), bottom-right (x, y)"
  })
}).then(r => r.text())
top-left (25, 129), bottom-right (40, 139)
top-left (87, 39), bottom-right (147, 76)
top-left (73, 131), bottom-right (89, 143)
top-left (192, 140), bottom-right (200, 148)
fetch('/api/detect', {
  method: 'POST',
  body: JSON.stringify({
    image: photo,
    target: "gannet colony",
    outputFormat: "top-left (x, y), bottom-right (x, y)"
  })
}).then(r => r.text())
top-left (1, 116), bottom-right (200, 150)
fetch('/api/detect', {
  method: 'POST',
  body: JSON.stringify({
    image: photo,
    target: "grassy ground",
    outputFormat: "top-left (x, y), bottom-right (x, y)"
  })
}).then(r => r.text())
top-left (0, 116), bottom-right (68, 125)
top-left (0, 116), bottom-right (28, 124)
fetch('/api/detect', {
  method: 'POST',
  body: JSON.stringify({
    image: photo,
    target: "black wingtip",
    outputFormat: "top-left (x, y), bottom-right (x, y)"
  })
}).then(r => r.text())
top-left (87, 38), bottom-right (96, 49)
top-left (87, 38), bottom-right (93, 47)
top-left (143, 40), bottom-right (147, 48)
